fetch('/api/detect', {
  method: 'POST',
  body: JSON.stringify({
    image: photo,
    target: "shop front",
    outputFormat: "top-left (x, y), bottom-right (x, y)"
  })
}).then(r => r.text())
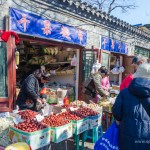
top-left (0, 8), bottom-right (87, 112)
top-left (100, 36), bottom-right (128, 86)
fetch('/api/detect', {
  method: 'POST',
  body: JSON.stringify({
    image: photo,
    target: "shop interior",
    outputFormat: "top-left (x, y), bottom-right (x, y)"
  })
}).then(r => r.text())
top-left (109, 53), bottom-right (123, 86)
top-left (16, 40), bottom-right (80, 104)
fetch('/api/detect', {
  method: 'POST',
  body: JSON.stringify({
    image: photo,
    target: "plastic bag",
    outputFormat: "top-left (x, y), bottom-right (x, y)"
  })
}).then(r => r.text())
top-left (118, 66), bottom-right (125, 73)
top-left (111, 67), bottom-right (119, 74)
top-left (94, 122), bottom-right (119, 150)
top-left (71, 55), bottom-right (77, 66)
top-left (91, 60), bottom-right (101, 74)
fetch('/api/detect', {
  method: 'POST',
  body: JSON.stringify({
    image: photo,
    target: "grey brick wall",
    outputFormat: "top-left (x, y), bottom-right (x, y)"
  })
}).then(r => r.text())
top-left (0, 0), bottom-right (149, 56)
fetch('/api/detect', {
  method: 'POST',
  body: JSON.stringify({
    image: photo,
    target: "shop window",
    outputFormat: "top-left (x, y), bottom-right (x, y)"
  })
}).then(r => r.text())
top-left (0, 42), bottom-right (8, 97)
top-left (101, 51), bottom-right (110, 70)
top-left (135, 47), bottom-right (150, 58)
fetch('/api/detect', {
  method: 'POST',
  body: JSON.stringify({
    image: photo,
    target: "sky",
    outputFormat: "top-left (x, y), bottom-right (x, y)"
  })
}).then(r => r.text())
top-left (112, 0), bottom-right (150, 25)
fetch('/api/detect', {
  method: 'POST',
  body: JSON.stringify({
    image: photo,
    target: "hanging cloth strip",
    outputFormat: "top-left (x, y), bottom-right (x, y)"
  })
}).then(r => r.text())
top-left (1, 31), bottom-right (20, 44)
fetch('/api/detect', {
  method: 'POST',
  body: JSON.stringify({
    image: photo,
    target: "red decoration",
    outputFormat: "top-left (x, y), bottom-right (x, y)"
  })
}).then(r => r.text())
top-left (1, 31), bottom-right (20, 44)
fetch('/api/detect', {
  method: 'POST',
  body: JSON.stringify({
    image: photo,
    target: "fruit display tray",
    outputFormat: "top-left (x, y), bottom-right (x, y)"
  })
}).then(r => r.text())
top-left (88, 114), bottom-right (101, 129)
top-left (50, 123), bottom-right (72, 143)
top-left (9, 126), bottom-right (51, 150)
top-left (72, 118), bottom-right (89, 135)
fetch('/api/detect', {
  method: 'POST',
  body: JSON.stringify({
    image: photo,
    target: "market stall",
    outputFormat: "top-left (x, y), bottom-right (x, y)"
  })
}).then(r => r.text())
top-left (0, 100), bottom-right (104, 150)
top-left (100, 36), bottom-right (128, 86)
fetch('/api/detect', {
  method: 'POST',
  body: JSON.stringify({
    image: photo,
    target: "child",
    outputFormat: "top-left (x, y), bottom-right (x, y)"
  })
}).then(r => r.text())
top-left (101, 68), bottom-right (110, 91)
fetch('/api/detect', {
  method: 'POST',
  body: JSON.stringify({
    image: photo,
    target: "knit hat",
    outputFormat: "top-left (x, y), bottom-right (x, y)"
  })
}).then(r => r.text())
top-left (134, 63), bottom-right (150, 79)
top-left (132, 56), bottom-right (142, 64)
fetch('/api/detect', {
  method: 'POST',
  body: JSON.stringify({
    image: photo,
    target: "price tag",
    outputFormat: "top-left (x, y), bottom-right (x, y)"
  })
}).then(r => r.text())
top-left (70, 107), bottom-right (78, 111)
top-left (61, 109), bottom-right (67, 112)
top-left (0, 112), bottom-right (10, 118)
top-left (36, 114), bottom-right (44, 122)
top-left (70, 107), bottom-right (75, 111)
top-left (13, 116), bottom-right (23, 125)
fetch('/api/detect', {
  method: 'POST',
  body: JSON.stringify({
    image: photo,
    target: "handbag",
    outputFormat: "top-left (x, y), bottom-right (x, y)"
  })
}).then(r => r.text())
top-left (94, 122), bottom-right (119, 150)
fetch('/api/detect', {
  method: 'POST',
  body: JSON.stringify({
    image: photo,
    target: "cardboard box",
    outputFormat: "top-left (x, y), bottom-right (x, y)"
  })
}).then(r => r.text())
top-left (50, 123), bottom-right (72, 143)
top-left (9, 127), bottom-right (51, 150)
top-left (72, 118), bottom-right (89, 135)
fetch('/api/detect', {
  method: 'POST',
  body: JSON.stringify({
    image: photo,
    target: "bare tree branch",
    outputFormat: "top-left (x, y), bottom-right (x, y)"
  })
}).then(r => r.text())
top-left (82, 0), bottom-right (137, 15)
top-left (108, 4), bottom-right (136, 14)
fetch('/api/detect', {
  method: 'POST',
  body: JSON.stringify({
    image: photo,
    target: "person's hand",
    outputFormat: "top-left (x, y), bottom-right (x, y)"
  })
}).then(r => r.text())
top-left (105, 91), bottom-right (109, 96)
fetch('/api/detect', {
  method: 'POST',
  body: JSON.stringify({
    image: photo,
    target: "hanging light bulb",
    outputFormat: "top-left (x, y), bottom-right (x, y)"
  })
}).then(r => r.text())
top-left (15, 50), bottom-right (20, 65)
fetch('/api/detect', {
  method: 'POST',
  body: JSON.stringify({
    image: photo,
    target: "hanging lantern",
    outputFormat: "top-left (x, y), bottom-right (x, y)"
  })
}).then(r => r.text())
top-left (15, 50), bottom-right (20, 65)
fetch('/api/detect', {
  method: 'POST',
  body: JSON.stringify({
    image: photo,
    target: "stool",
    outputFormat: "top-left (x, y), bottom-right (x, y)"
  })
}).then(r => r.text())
top-left (85, 125), bottom-right (103, 143)
top-left (74, 132), bottom-right (87, 150)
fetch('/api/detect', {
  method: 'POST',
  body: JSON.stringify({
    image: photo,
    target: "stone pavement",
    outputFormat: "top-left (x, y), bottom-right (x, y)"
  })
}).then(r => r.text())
top-left (40, 138), bottom-right (94, 150)
top-left (52, 139), bottom-right (94, 150)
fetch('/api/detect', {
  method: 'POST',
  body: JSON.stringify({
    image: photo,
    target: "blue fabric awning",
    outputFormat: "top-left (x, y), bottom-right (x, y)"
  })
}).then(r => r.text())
top-left (10, 8), bottom-right (87, 47)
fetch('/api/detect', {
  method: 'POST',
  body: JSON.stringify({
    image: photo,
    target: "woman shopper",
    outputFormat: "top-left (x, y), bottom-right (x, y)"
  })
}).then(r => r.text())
top-left (100, 68), bottom-right (110, 91)
top-left (113, 63), bottom-right (150, 150)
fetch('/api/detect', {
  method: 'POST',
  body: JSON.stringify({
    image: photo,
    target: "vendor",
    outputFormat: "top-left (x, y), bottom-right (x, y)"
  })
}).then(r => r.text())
top-left (16, 67), bottom-right (47, 111)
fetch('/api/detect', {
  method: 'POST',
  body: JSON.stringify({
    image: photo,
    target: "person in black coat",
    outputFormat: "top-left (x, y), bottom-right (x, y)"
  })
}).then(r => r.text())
top-left (16, 68), bottom-right (46, 111)
top-left (113, 63), bottom-right (150, 150)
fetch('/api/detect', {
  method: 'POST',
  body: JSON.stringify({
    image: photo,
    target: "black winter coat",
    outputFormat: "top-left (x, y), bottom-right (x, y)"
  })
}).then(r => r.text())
top-left (16, 74), bottom-right (39, 110)
top-left (113, 78), bottom-right (150, 150)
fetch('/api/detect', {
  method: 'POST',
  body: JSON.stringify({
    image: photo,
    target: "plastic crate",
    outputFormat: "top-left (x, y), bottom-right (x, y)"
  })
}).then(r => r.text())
top-left (50, 123), bottom-right (72, 143)
top-left (88, 114), bottom-right (101, 129)
top-left (9, 126), bottom-right (51, 150)
top-left (72, 118), bottom-right (89, 135)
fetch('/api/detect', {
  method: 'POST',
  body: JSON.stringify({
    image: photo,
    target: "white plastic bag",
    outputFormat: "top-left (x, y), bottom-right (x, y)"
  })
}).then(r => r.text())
top-left (119, 66), bottom-right (125, 73)
top-left (91, 60), bottom-right (101, 74)
top-left (71, 55), bottom-right (77, 66)
top-left (111, 67), bottom-right (119, 74)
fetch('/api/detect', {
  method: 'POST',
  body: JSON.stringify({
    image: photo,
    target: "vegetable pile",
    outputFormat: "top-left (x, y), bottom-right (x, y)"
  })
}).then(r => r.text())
top-left (57, 112), bottom-right (83, 121)
top-left (41, 114), bottom-right (70, 127)
top-left (18, 110), bottom-right (38, 120)
top-left (0, 117), bottom-right (14, 147)
top-left (14, 119), bottom-right (48, 132)
top-left (74, 107), bottom-right (99, 117)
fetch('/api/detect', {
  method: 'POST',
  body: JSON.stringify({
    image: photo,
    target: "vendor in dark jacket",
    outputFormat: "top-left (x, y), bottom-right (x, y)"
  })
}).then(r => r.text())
top-left (16, 68), bottom-right (46, 111)
top-left (113, 63), bottom-right (150, 150)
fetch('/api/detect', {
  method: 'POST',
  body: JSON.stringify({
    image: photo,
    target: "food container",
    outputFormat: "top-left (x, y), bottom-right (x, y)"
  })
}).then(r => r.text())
top-left (47, 88), bottom-right (58, 104)
top-left (9, 126), bottom-right (51, 150)
top-left (71, 118), bottom-right (89, 135)
top-left (88, 114), bottom-right (101, 129)
top-left (50, 123), bottom-right (72, 143)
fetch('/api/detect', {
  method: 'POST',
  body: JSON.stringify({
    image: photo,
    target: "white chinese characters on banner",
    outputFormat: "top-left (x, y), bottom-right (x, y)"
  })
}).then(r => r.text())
top-left (18, 14), bottom-right (30, 32)
top-left (42, 20), bottom-right (52, 35)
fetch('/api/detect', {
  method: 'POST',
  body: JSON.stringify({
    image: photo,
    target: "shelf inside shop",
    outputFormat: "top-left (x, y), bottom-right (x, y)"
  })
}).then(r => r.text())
top-left (45, 61), bottom-right (71, 65)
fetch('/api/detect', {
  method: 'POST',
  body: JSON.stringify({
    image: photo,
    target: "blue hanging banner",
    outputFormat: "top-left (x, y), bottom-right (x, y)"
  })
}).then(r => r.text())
top-left (100, 36), bottom-right (128, 54)
top-left (10, 8), bottom-right (87, 46)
